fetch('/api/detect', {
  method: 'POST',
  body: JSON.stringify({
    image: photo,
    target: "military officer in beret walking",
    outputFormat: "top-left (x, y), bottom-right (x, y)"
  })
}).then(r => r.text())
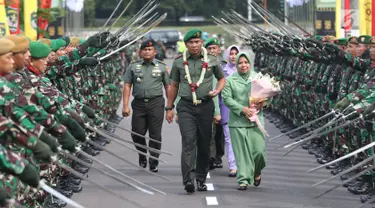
top-left (204, 37), bottom-right (225, 170)
top-left (166, 29), bottom-right (226, 193)
top-left (122, 39), bottom-right (170, 172)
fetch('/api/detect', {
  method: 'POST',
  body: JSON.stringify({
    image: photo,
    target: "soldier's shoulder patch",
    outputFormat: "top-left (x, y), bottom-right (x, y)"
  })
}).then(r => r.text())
top-left (155, 59), bottom-right (167, 65)
top-left (130, 60), bottom-right (141, 65)
top-left (175, 54), bottom-right (183, 60)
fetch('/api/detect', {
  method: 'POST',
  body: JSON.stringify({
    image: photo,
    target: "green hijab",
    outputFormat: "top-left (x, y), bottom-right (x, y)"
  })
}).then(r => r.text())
top-left (236, 52), bottom-right (253, 80)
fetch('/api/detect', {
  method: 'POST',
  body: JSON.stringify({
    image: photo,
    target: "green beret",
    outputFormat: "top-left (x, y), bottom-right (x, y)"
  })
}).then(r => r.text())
top-left (349, 36), bottom-right (359, 44)
top-left (51, 39), bottom-right (66, 52)
top-left (314, 35), bottom-right (323, 41)
top-left (333, 38), bottom-right (348, 46)
top-left (204, 37), bottom-right (221, 48)
top-left (140, 39), bottom-right (156, 49)
top-left (358, 35), bottom-right (372, 44)
top-left (59, 36), bottom-right (70, 46)
top-left (184, 29), bottom-right (202, 42)
top-left (29, 41), bottom-right (51, 58)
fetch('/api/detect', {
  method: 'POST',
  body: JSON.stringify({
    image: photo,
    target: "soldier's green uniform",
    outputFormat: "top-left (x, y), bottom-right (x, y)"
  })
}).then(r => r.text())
top-left (168, 29), bottom-right (225, 192)
top-left (123, 39), bottom-right (170, 171)
top-left (204, 37), bottom-right (225, 169)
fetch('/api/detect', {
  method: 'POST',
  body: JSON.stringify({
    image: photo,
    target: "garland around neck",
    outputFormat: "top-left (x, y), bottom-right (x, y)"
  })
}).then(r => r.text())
top-left (183, 47), bottom-right (208, 105)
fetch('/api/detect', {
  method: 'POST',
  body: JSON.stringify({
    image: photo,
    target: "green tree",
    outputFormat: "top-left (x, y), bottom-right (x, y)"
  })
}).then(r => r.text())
top-left (84, 0), bottom-right (96, 27)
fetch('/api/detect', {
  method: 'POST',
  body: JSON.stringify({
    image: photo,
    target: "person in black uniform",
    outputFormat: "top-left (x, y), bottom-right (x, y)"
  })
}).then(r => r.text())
top-left (122, 39), bottom-right (171, 172)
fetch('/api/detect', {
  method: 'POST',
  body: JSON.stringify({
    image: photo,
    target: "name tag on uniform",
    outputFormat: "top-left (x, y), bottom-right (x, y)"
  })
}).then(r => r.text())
top-left (135, 69), bottom-right (142, 73)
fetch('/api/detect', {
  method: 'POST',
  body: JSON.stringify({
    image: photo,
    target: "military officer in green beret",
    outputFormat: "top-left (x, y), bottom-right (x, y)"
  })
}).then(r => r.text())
top-left (204, 37), bottom-right (225, 169)
top-left (166, 29), bottom-right (226, 193)
top-left (357, 35), bottom-right (372, 57)
top-left (334, 38), bottom-right (348, 50)
top-left (122, 39), bottom-right (170, 172)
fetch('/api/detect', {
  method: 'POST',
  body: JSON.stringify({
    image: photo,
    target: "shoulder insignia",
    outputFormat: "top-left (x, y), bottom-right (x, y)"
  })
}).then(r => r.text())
top-left (130, 60), bottom-right (141, 65)
top-left (155, 59), bottom-right (167, 65)
top-left (175, 54), bottom-right (183, 60)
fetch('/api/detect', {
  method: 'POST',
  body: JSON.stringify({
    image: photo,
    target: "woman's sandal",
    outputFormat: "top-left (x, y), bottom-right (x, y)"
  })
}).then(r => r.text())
top-left (228, 170), bottom-right (237, 177)
top-left (254, 176), bottom-right (261, 187)
top-left (237, 184), bottom-right (248, 190)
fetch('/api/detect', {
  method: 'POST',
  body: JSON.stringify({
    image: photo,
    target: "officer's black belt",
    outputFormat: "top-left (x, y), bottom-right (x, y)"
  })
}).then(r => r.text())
top-left (180, 97), bottom-right (211, 104)
top-left (134, 96), bottom-right (162, 103)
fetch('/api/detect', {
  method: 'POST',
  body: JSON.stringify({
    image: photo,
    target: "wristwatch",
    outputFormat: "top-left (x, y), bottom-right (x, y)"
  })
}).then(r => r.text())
top-left (165, 105), bottom-right (175, 111)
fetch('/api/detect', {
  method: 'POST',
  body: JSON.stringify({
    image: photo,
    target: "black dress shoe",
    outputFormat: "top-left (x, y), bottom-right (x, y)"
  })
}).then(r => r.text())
top-left (43, 195), bottom-right (67, 208)
top-left (79, 155), bottom-right (93, 164)
top-left (60, 175), bottom-right (82, 186)
top-left (68, 180), bottom-right (83, 193)
top-left (139, 160), bottom-right (147, 168)
top-left (254, 177), bottom-right (261, 187)
top-left (361, 194), bottom-right (373, 203)
top-left (150, 166), bottom-right (158, 173)
top-left (237, 184), bottom-right (248, 190)
top-left (56, 181), bottom-right (73, 198)
top-left (197, 181), bottom-right (207, 191)
top-left (209, 161), bottom-right (216, 170)
top-left (213, 163), bottom-right (223, 169)
top-left (348, 182), bottom-right (373, 195)
top-left (326, 163), bottom-right (339, 170)
top-left (84, 146), bottom-right (100, 156)
top-left (343, 181), bottom-right (358, 188)
top-left (73, 164), bottom-right (89, 174)
top-left (347, 181), bottom-right (366, 194)
top-left (340, 171), bottom-right (357, 180)
top-left (317, 156), bottom-right (333, 164)
top-left (184, 182), bottom-right (195, 193)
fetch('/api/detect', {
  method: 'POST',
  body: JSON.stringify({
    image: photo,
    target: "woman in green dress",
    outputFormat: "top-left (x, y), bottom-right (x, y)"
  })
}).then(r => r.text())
top-left (222, 52), bottom-right (267, 190)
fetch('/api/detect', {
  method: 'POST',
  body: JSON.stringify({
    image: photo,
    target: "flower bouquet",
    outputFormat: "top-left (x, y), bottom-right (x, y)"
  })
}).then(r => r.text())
top-left (248, 73), bottom-right (281, 136)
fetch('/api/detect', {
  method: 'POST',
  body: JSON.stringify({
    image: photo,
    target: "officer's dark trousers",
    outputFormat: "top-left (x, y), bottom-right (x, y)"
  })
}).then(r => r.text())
top-left (177, 98), bottom-right (214, 185)
top-left (210, 123), bottom-right (225, 164)
top-left (131, 96), bottom-right (164, 167)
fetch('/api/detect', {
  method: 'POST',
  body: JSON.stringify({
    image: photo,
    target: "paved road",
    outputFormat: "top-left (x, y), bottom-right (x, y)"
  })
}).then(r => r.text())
top-left (72, 58), bottom-right (364, 208)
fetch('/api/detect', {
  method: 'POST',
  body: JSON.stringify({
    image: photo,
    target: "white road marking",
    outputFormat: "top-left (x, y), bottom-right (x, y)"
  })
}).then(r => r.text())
top-left (206, 183), bottom-right (214, 191)
top-left (207, 172), bottom-right (210, 179)
top-left (206, 197), bottom-right (218, 205)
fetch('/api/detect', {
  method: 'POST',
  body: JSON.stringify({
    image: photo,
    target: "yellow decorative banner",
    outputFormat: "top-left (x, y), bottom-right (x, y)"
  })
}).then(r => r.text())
top-left (359, 0), bottom-right (372, 35)
top-left (0, 0), bottom-right (10, 37)
top-left (24, 0), bottom-right (38, 40)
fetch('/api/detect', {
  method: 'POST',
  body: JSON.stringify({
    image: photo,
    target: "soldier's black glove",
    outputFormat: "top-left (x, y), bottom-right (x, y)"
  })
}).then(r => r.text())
top-left (0, 188), bottom-right (11, 207)
top-left (82, 105), bottom-right (96, 119)
top-left (39, 131), bottom-right (59, 153)
top-left (29, 139), bottom-right (54, 162)
top-left (17, 164), bottom-right (40, 188)
top-left (84, 32), bottom-right (110, 48)
top-left (79, 57), bottom-right (99, 66)
top-left (343, 106), bottom-right (360, 120)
